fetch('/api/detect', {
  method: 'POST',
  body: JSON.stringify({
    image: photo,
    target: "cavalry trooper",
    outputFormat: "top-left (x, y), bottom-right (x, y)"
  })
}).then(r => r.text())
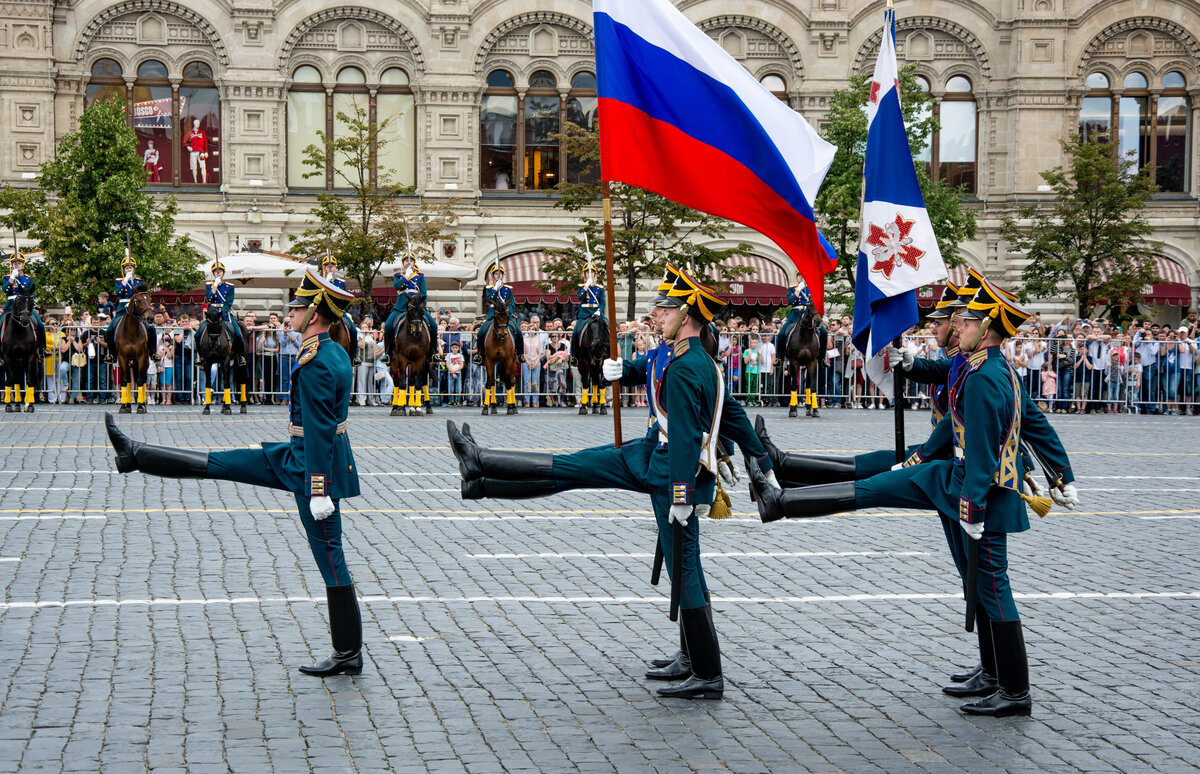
top-left (448, 266), bottom-right (777, 700)
top-left (103, 247), bottom-right (150, 363)
top-left (381, 250), bottom-right (438, 367)
top-left (105, 267), bottom-right (365, 678)
top-left (1, 250), bottom-right (48, 357)
top-left (198, 258), bottom-right (247, 366)
top-left (776, 270), bottom-right (811, 346)
top-left (568, 260), bottom-right (605, 367)
top-left (471, 261), bottom-right (523, 364)
top-left (320, 253), bottom-right (360, 365)
top-left (748, 275), bottom-right (1079, 717)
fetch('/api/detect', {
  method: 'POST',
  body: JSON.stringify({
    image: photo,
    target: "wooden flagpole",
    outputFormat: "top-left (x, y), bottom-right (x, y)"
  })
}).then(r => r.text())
top-left (601, 181), bottom-right (622, 448)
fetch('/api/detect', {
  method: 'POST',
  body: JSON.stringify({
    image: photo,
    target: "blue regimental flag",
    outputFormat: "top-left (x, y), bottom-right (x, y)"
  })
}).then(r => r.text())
top-left (851, 7), bottom-right (947, 398)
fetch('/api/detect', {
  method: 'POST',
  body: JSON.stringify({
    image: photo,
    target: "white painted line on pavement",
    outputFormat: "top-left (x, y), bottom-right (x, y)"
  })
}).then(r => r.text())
top-left (467, 551), bottom-right (931, 560)
top-left (388, 636), bottom-right (425, 643)
top-left (393, 488), bottom-right (459, 493)
top-left (362, 472), bottom-right (457, 477)
top-left (0, 470), bottom-right (116, 475)
top-left (4, 487), bottom-right (92, 491)
top-left (1083, 488), bottom-right (1200, 492)
top-left (0, 558), bottom-right (18, 562)
top-left (3, 590), bottom-right (1197, 610)
top-left (1075, 476), bottom-right (1199, 480)
top-left (0, 515), bottom-right (107, 521)
top-left (1139, 515), bottom-right (1200, 520)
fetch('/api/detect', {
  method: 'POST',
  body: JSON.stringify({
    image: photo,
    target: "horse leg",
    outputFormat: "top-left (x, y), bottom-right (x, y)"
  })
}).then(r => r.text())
top-left (406, 365), bottom-right (420, 416)
top-left (423, 365), bottom-right (433, 415)
top-left (117, 366), bottom-right (131, 414)
top-left (579, 368), bottom-right (589, 415)
top-left (481, 366), bottom-right (491, 416)
top-left (136, 372), bottom-right (147, 414)
top-left (221, 363), bottom-right (233, 415)
top-left (788, 364), bottom-right (799, 418)
top-left (391, 365), bottom-right (407, 417)
top-left (505, 363), bottom-right (517, 415)
top-left (3, 361), bottom-right (12, 413)
top-left (808, 365), bottom-right (821, 418)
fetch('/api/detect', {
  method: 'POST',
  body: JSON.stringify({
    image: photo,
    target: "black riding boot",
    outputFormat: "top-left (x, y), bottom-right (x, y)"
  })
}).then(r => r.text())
top-left (961, 620), bottom-right (1031, 717)
top-left (943, 608), bottom-right (998, 697)
top-left (754, 415), bottom-right (856, 485)
top-left (299, 584), bottom-right (363, 677)
top-left (105, 413), bottom-right (209, 477)
top-left (448, 420), bottom-right (555, 481)
top-left (649, 590), bottom-right (708, 669)
top-left (748, 463), bottom-right (855, 523)
top-left (657, 606), bottom-right (723, 699)
top-left (381, 325), bottom-right (393, 365)
top-left (462, 477), bottom-right (558, 499)
top-left (104, 329), bottom-right (115, 364)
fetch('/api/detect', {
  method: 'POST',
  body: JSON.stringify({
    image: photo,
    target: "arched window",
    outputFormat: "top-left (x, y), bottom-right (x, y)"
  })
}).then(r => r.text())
top-left (911, 76), bottom-right (933, 169)
top-left (180, 61), bottom-right (220, 187)
top-left (132, 60), bottom-right (174, 187)
top-left (760, 74), bottom-right (787, 99)
top-left (85, 59), bottom-right (125, 110)
top-left (1078, 70), bottom-right (1189, 191)
top-left (286, 64), bottom-right (416, 190)
top-left (481, 69), bottom-right (518, 190)
top-left (917, 75), bottom-right (977, 192)
top-left (566, 71), bottom-right (599, 184)
top-left (287, 65), bottom-right (325, 187)
top-left (524, 70), bottom-right (560, 190)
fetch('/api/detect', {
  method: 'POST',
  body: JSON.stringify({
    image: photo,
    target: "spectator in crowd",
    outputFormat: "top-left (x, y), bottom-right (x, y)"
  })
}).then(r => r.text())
top-left (1178, 325), bottom-right (1196, 414)
top-left (521, 321), bottom-right (544, 408)
top-left (43, 317), bottom-right (65, 404)
top-left (446, 342), bottom-right (464, 406)
top-left (157, 331), bottom-right (174, 405)
top-left (355, 317), bottom-right (379, 406)
top-left (260, 312), bottom-right (281, 403)
top-left (545, 332), bottom-right (569, 407)
top-left (759, 328), bottom-right (776, 407)
top-left (743, 333), bottom-right (762, 407)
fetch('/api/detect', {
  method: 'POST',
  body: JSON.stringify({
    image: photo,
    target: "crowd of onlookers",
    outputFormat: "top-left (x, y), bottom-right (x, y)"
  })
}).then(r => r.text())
top-left (10, 294), bottom-right (1200, 416)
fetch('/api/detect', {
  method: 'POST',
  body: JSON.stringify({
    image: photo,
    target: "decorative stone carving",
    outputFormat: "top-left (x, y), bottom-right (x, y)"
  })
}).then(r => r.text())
top-left (853, 16), bottom-right (990, 77)
top-left (280, 9), bottom-right (424, 71)
top-left (74, 2), bottom-right (227, 65)
top-left (699, 16), bottom-right (805, 80)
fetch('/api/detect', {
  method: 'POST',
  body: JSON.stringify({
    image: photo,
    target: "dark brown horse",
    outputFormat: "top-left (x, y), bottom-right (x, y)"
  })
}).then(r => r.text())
top-left (575, 314), bottom-right (609, 415)
top-left (114, 291), bottom-right (153, 414)
top-left (390, 293), bottom-right (431, 416)
top-left (481, 296), bottom-right (518, 415)
top-left (1, 295), bottom-right (40, 413)
top-left (327, 317), bottom-right (356, 362)
top-left (782, 305), bottom-right (825, 418)
top-left (197, 305), bottom-right (249, 415)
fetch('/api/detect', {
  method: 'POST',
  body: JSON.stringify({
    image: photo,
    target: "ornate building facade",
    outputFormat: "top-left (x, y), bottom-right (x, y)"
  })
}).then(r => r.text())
top-left (1, 0), bottom-right (1198, 317)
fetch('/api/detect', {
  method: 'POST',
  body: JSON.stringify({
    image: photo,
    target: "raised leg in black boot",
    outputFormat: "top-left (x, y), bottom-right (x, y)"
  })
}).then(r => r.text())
top-left (300, 584), bottom-right (363, 677)
top-left (754, 415), bottom-right (856, 486)
top-left (106, 413), bottom-right (209, 477)
top-left (448, 420), bottom-right (559, 499)
top-left (747, 463), bottom-right (855, 523)
top-left (657, 606), bottom-right (723, 699)
top-left (961, 619), bottom-right (1031, 716)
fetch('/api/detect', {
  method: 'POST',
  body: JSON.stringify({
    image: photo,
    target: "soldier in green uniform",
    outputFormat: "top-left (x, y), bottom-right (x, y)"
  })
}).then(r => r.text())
top-left (103, 267), bottom-right (365, 678)
top-left (448, 266), bottom-right (777, 699)
top-left (748, 275), bottom-right (1080, 717)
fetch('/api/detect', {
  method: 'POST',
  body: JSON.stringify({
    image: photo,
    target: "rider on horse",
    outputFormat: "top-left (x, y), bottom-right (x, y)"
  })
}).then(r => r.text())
top-left (381, 251), bottom-right (439, 366)
top-left (569, 260), bottom-right (605, 367)
top-left (776, 271), bottom-right (812, 347)
top-left (197, 259), bottom-right (247, 366)
top-left (2, 251), bottom-right (48, 358)
top-left (319, 254), bottom-right (360, 365)
top-left (104, 248), bottom-right (151, 364)
top-left (472, 262), bottom-right (524, 365)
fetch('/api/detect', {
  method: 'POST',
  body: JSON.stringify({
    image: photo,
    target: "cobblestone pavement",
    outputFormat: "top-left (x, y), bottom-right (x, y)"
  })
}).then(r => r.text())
top-left (0, 404), bottom-right (1198, 773)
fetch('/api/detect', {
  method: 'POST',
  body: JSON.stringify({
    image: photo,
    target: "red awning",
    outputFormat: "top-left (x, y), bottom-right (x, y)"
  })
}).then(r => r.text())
top-left (708, 254), bottom-right (789, 305)
top-left (917, 264), bottom-right (971, 308)
top-left (1144, 281), bottom-right (1191, 306)
top-left (500, 251), bottom-right (576, 303)
top-left (152, 290), bottom-right (205, 305)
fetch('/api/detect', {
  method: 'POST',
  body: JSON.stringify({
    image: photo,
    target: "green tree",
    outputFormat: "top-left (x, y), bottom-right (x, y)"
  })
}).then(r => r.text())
top-left (1001, 134), bottom-right (1158, 317)
top-left (815, 65), bottom-right (977, 309)
top-left (290, 102), bottom-right (457, 319)
top-left (541, 121), bottom-right (752, 314)
top-left (0, 96), bottom-right (199, 310)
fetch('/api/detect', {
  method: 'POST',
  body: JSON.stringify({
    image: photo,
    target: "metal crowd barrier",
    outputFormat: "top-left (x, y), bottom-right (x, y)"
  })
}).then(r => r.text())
top-left (12, 324), bottom-right (1199, 415)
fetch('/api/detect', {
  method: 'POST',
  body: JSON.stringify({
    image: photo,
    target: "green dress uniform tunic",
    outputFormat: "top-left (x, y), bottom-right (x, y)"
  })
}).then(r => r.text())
top-left (205, 331), bottom-right (360, 585)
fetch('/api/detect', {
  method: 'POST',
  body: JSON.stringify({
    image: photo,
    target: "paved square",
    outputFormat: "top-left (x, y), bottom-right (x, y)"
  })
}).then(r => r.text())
top-left (1, 405), bottom-right (1197, 772)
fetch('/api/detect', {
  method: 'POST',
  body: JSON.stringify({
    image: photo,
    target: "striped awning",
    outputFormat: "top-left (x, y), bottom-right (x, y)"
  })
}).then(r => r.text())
top-left (501, 251), bottom-right (575, 303)
top-left (1094, 256), bottom-right (1193, 306)
top-left (708, 254), bottom-right (789, 305)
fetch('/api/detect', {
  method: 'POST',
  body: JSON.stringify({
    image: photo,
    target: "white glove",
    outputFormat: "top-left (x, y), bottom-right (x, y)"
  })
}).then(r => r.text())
top-left (1025, 476), bottom-right (1042, 497)
top-left (885, 345), bottom-right (914, 371)
top-left (718, 458), bottom-right (738, 486)
top-left (695, 504), bottom-right (710, 519)
top-left (602, 358), bottom-right (623, 381)
top-left (891, 461), bottom-right (904, 471)
top-left (669, 504), bottom-right (692, 527)
top-left (958, 518), bottom-right (983, 541)
top-left (1051, 483), bottom-right (1079, 510)
top-left (310, 496), bottom-right (335, 521)
top-left (124, 270), bottom-right (134, 281)
top-left (764, 470), bottom-right (781, 490)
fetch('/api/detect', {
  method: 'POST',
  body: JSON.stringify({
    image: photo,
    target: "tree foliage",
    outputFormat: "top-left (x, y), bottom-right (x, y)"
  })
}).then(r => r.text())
top-left (290, 102), bottom-right (457, 319)
top-left (1001, 134), bottom-right (1158, 317)
top-left (814, 65), bottom-right (976, 309)
top-left (542, 121), bottom-right (752, 314)
top-left (0, 96), bottom-right (199, 309)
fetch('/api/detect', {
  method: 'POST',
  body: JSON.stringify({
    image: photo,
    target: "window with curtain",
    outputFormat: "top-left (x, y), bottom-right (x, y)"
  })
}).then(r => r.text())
top-left (912, 74), bottom-right (976, 193)
top-left (481, 69), bottom-right (518, 190)
top-left (1078, 69), bottom-right (1190, 191)
top-left (287, 64), bottom-right (416, 191)
top-left (566, 71), bottom-right (599, 184)
top-left (523, 70), bottom-right (560, 190)
top-left (87, 58), bottom-right (221, 188)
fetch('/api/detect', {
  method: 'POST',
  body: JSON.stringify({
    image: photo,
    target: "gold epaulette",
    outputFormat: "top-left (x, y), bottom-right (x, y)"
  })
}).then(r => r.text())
top-left (297, 335), bottom-right (320, 366)
top-left (673, 339), bottom-right (690, 357)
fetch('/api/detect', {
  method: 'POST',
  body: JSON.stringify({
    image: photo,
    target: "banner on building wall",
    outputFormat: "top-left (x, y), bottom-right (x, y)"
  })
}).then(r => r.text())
top-left (133, 96), bottom-right (186, 129)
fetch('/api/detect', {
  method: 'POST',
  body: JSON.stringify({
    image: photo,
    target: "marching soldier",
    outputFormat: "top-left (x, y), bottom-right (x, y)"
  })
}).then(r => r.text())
top-left (103, 247), bottom-right (150, 363)
top-left (749, 275), bottom-right (1079, 717)
top-left (320, 254), bottom-right (360, 365)
top-left (104, 267), bottom-right (365, 677)
top-left (569, 260), bottom-right (605, 367)
top-left (199, 258), bottom-right (248, 366)
top-left (1, 251), bottom-right (48, 357)
top-left (448, 266), bottom-right (777, 699)
top-left (471, 262), bottom-right (523, 364)
top-left (381, 251), bottom-right (438, 366)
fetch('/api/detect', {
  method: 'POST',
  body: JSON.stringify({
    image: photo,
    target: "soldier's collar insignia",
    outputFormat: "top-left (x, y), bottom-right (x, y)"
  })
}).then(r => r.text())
top-left (673, 339), bottom-right (690, 357)
top-left (298, 335), bottom-right (320, 366)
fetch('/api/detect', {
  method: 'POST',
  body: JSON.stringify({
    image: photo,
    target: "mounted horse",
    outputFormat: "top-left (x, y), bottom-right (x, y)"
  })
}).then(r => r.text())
top-left (327, 317), bottom-right (357, 364)
top-left (480, 295), bottom-right (518, 415)
top-left (574, 314), bottom-right (609, 415)
top-left (782, 305), bottom-right (825, 418)
top-left (197, 305), bottom-right (249, 415)
top-left (1, 295), bottom-right (40, 413)
top-left (114, 290), bottom-right (153, 414)
top-left (389, 292), bottom-right (432, 416)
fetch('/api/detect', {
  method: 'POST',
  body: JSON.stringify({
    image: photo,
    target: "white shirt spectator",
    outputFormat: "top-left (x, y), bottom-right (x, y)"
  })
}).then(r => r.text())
top-left (759, 338), bottom-right (775, 375)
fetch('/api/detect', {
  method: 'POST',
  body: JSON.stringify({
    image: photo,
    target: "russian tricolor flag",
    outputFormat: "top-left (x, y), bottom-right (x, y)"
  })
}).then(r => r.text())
top-left (593, 0), bottom-right (836, 311)
top-left (851, 8), bottom-right (946, 398)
